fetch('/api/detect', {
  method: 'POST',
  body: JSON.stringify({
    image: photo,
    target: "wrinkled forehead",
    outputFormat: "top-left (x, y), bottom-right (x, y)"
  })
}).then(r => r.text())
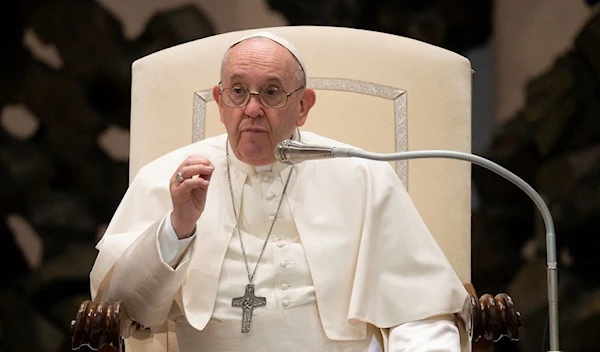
top-left (225, 31), bottom-right (307, 75)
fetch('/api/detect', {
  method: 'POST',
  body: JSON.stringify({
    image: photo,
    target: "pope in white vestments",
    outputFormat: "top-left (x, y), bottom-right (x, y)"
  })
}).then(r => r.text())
top-left (89, 32), bottom-right (469, 352)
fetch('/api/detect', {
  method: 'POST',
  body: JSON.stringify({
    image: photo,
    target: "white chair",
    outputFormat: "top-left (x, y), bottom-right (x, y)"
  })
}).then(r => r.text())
top-left (71, 25), bottom-right (520, 352)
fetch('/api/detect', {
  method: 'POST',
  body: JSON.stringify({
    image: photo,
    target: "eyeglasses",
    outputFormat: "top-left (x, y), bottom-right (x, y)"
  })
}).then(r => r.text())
top-left (218, 82), bottom-right (304, 109)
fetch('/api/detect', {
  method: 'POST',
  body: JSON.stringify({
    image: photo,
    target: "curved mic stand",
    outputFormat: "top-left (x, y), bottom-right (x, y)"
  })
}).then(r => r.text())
top-left (276, 140), bottom-right (560, 352)
top-left (331, 148), bottom-right (560, 352)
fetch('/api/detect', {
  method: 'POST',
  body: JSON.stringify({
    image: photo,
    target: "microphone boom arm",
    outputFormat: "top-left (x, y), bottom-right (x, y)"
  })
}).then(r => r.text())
top-left (330, 147), bottom-right (560, 352)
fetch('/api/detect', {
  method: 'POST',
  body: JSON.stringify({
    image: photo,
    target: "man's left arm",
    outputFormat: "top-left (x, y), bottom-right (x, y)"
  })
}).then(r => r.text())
top-left (388, 314), bottom-right (461, 352)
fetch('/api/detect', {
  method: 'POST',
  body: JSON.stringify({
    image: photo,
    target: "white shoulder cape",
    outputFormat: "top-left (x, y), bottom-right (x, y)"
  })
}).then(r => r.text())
top-left (90, 131), bottom-right (468, 342)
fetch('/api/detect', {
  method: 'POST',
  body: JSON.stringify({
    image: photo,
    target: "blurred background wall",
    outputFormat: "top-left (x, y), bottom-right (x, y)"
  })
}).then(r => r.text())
top-left (1, 0), bottom-right (599, 351)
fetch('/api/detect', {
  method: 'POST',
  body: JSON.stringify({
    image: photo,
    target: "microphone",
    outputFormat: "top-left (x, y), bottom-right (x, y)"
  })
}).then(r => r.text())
top-left (274, 139), bottom-right (561, 352)
top-left (274, 139), bottom-right (351, 164)
top-left (274, 139), bottom-right (359, 164)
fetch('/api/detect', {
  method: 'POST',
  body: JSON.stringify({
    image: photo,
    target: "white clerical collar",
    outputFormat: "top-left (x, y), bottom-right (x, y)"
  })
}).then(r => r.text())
top-left (228, 129), bottom-right (300, 175)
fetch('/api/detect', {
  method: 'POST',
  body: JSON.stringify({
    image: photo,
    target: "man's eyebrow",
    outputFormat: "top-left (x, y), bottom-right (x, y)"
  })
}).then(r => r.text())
top-left (261, 73), bottom-right (285, 83)
top-left (227, 73), bottom-right (285, 85)
top-left (228, 73), bottom-right (246, 81)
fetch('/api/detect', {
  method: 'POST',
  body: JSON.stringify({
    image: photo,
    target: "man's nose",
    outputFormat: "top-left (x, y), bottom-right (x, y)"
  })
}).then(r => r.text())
top-left (244, 93), bottom-right (264, 118)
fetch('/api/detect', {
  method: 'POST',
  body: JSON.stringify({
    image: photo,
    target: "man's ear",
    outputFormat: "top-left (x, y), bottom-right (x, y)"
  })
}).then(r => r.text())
top-left (296, 88), bottom-right (316, 127)
top-left (212, 85), bottom-right (224, 123)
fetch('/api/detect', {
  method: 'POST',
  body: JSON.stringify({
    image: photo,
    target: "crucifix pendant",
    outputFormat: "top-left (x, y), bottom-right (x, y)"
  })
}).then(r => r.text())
top-left (231, 283), bottom-right (266, 333)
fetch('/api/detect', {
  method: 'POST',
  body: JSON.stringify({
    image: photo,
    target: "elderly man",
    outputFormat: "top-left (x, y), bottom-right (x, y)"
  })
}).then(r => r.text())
top-left (90, 32), bottom-right (468, 351)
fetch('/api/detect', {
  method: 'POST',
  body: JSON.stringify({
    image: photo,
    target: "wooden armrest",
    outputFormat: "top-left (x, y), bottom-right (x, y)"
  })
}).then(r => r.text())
top-left (461, 283), bottom-right (521, 351)
top-left (70, 300), bottom-right (140, 352)
top-left (71, 284), bottom-right (521, 351)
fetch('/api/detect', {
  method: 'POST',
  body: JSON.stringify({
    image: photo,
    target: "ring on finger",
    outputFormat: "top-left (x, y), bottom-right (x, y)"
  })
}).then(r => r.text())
top-left (175, 171), bottom-right (184, 183)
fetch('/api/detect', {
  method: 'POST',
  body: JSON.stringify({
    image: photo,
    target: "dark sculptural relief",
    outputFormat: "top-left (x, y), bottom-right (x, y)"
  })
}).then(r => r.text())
top-left (0, 1), bottom-right (215, 351)
top-left (1, 0), bottom-right (599, 351)
top-left (471, 9), bottom-right (600, 351)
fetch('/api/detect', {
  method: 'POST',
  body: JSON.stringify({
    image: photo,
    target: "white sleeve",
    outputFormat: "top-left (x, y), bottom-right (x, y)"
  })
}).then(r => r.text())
top-left (388, 314), bottom-right (461, 352)
top-left (157, 211), bottom-right (195, 267)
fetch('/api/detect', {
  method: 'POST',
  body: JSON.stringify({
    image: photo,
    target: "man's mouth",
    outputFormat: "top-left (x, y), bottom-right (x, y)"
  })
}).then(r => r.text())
top-left (242, 128), bottom-right (268, 133)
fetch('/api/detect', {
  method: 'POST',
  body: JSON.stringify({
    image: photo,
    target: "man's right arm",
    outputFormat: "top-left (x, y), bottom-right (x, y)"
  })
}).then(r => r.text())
top-left (103, 212), bottom-right (196, 328)
top-left (91, 154), bottom-right (212, 328)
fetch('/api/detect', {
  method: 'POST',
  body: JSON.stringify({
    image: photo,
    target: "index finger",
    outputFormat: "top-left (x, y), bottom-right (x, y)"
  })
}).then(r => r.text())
top-left (181, 155), bottom-right (213, 167)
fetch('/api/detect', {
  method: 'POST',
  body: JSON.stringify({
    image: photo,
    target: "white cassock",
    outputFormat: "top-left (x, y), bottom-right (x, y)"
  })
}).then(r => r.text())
top-left (90, 131), bottom-right (470, 352)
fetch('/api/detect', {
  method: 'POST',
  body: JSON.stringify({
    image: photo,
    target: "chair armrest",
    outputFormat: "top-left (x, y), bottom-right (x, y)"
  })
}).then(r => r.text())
top-left (70, 284), bottom-right (521, 351)
top-left (70, 300), bottom-right (140, 352)
top-left (461, 283), bottom-right (521, 351)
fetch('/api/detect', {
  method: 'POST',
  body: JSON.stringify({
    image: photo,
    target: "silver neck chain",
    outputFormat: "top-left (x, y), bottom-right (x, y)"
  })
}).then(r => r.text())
top-left (225, 139), bottom-right (294, 284)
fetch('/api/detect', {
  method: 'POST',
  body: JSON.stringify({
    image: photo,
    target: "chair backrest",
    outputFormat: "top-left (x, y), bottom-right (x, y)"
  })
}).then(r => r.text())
top-left (130, 25), bottom-right (472, 284)
top-left (128, 24), bottom-right (472, 352)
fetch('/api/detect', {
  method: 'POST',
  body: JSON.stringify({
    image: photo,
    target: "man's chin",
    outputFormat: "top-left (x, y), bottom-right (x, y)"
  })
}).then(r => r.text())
top-left (238, 143), bottom-right (273, 164)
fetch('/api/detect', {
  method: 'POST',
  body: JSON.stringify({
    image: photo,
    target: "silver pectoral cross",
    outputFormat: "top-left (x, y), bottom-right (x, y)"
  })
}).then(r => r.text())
top-left (231, 283), bottom-right (266, 333)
